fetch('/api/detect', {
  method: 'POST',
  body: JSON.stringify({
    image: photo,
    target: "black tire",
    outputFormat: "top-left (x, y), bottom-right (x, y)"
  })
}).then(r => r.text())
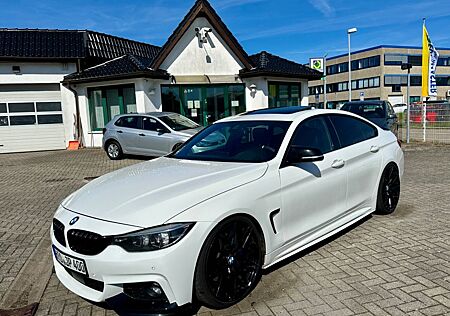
top-left (105, 140), bottom-right (123, 160)
top-left (375, 163), bottom-right (400, 215)
top-left (194, 216), bottom-right (264, 309)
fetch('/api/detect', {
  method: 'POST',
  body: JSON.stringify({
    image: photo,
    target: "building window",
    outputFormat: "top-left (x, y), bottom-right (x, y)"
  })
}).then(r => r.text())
top-left (268, 82), bottom-right (303, 107)
top-left (437, 56), bottom-right (450, 66)
top-left (87, 84), bottom-right (136, 131)
top-left (310, 76), bottom-right (380, 94)
top-left (161, 84), bottom-right (246, 126)
top-left (0, 101), bottom-right (63, 127)
top-left (327, 55), bottom-right (380, 74)
top-left (384, 75), bottom-right (422, 86)
top-left (384, 54), bottom-right (408, 65)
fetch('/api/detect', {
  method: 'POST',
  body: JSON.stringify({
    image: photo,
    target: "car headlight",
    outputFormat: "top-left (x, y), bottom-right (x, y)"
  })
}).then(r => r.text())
top-left (112, 223), bottom-right (195, 252)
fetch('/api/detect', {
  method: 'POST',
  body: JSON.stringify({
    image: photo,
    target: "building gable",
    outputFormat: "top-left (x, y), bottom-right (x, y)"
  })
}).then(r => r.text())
top-left (151, 0), bottom-right (252, 72)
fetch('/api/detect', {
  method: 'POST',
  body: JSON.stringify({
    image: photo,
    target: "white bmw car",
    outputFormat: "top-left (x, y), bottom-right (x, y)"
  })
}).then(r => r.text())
top-left (51, 107), bottom-right (404, 314)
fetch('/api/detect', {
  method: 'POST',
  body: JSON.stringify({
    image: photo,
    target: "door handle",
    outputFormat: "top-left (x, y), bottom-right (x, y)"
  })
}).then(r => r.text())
top-left (117, 130), bottom-right (123, 134)
top-left (331, 159), bottom-right (345, 169)
top-left (370, 145), bottom-right (379, 153)
top-left (138, 133), bottom-right (146, 136)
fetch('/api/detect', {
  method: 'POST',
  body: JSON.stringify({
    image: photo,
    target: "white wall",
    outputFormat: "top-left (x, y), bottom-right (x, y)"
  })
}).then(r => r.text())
top-left (0, 62), bottom-right (77, 83)
top-left (243, 77), bottom-right (310, 110)
top-left (73, 78), bottom-right (172, 147)
top-left (160, 17), bottom-right (244, 77)
top-left (243, 77), bottom-right (269, 110)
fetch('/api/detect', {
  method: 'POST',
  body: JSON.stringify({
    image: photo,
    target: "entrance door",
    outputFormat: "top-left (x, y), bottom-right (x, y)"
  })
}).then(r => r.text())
top-left (161, 84), bottom-right (246, 126)
top-left (182, 87), bottom-right (205, 126)
top-left (206, 87), bottom-right (226, 125)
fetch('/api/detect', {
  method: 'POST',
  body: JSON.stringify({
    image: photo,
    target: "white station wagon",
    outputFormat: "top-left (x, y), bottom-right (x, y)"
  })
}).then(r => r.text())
top-left (51, 106), bottom-right (404, 314)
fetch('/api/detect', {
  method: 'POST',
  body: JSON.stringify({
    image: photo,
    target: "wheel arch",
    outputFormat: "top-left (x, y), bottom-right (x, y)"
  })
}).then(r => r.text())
top-left (104, 137), bottom-right (120, 150)
top-left (192, 212), bottom-right (267, 305)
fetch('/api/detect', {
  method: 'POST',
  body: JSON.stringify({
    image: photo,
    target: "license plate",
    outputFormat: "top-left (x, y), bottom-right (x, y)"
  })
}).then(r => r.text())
top-left (52, 245), bottom-right (88, 276)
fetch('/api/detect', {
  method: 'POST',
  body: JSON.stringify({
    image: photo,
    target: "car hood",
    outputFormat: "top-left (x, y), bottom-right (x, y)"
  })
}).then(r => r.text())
top-left (62, 157), bottom-right (268, 228)
top-left (175, 127), bottom-right (203, 137)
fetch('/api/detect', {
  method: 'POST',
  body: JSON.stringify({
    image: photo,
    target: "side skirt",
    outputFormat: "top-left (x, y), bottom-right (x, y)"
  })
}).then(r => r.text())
top-left (263, 207), bottom-right (373, 269)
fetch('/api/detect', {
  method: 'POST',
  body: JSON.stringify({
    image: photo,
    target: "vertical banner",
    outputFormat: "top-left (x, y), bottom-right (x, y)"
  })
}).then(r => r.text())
top-left (422, 21), bottom-right (439, 97)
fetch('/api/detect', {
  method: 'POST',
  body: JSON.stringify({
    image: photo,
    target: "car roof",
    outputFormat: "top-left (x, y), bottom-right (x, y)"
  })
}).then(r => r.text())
top-left (219, 108), bottom-right (351, 122)
top-left (343, 101), bottom-right (384, 105)
top-left (242, 106), bottom-right (313, 115)
top-left (114, 112), bottom-right (178, 118)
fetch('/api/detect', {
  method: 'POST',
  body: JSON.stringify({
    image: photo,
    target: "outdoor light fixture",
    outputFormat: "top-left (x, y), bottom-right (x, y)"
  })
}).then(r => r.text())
top-left (347, 27), bottom-right (357, 34)
top-left (250, 84), bottom-right (257, 97)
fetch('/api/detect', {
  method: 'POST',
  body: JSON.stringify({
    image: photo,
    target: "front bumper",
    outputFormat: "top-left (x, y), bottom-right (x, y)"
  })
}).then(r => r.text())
top-left (51, 206), bottom-right (211, 311)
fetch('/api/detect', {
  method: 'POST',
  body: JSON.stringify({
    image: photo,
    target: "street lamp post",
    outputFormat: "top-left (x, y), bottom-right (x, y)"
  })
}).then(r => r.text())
top-left (323, 53), bottom-right (328, 109)
top-left (401, 62), bottom-right (412, 143)
top-left (347, 27), bottom-right (357, 102)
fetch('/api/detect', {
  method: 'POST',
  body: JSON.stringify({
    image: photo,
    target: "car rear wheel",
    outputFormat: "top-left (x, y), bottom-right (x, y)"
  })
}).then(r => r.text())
top-left (375, 163), bottom-right (400, 215)
top-left (194, 216), bottom-right (264, 309)
top-left (106, 140), bottom-right (123, 160)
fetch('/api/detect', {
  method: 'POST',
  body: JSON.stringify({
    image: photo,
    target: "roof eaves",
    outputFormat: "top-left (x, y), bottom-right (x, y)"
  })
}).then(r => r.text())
top-left (62, 70), bottom-right (170, 84)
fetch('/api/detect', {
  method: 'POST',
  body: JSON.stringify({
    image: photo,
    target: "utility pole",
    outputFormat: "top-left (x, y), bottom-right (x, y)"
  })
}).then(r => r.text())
top-left (323, 53), bottom-right (328, 109)
top-left (401, 63), bottom-right (412, 143)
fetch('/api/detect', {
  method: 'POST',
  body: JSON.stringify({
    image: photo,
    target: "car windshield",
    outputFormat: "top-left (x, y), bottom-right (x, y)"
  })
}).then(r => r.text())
top-left (170, 120), bottom-right (291, 163)
top-left (342, 103), bottom-right (386, 118)
top-left (158, 114), bottom-right (199, 131)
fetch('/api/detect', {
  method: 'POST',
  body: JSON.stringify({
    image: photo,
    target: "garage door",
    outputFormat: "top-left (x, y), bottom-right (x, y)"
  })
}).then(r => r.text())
top-left (0, 101), bottom-right (66, 153)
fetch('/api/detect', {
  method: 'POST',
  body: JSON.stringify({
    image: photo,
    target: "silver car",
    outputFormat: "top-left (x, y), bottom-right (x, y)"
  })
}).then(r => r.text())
top-left (102, 112), bottom-right (202, 160)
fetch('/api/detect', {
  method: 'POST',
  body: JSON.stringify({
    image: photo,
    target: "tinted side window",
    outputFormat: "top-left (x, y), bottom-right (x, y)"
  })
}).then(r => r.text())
top-left (290, 116), bottom-right (334, 154)
top-left (329, 115), bottom-right (377, 147)
top-left (386, 102), bottom-right (395, 116)
top-left (114, 117), bottom-right (123, 127)
top-left (143, 117), bottom-right (164, 131)
top-left (119, 116), bottom-right (141, 129)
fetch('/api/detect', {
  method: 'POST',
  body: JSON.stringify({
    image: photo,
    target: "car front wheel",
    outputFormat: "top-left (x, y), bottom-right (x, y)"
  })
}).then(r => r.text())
top-left (194, 216), bottom-right (264, 309)
top-left (375, 163), bottom-right (400, 215)
top-left (106, 140), bottom-right (123, 160)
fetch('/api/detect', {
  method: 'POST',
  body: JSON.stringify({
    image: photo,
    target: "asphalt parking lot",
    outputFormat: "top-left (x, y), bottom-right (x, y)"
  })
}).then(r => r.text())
top-left (0, 146), bottom-right (449, 316)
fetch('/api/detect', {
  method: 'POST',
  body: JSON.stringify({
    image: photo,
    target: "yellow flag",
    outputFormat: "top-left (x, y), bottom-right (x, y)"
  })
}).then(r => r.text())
top-left (421, 24), bottom-right (429, 97)
top-left (422, 22), bottom-right (439, 97)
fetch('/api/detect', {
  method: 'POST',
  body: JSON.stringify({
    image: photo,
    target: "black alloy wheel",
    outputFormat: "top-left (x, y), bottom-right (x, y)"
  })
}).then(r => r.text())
top-left (194, 216), bottom-right (264, 309)
top-left (376, 163), bottom-right (400, 215)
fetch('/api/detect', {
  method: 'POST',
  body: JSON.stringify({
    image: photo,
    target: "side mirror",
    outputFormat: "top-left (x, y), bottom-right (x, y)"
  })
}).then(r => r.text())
top-left (157, 127), bottom-right (170, 134)
top-left (283, 146), bottom-right (324, 166)
top-left (388, 113), bottom-right (397, 120)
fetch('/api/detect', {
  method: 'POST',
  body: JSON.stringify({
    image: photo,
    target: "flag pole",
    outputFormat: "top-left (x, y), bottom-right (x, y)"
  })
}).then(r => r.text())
top-left (422, 18), bottom-right (427, 142)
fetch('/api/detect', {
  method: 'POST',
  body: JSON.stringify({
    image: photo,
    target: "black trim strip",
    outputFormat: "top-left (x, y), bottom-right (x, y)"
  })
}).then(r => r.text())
top-left (269, 209), bottom-right (280, 234)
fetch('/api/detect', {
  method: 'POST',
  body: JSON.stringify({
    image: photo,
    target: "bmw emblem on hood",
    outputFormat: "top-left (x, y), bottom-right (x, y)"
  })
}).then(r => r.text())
top-left (69, 216), bottom-right (79, 225)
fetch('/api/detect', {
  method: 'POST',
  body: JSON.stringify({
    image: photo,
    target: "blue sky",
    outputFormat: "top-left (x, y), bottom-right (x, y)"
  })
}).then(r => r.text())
top-left (1, 0), bottom-right (450, 63)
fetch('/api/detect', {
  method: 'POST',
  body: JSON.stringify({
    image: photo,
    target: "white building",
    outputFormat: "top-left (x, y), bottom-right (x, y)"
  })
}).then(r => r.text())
top-left (0, 0), bottom-right (320, 153)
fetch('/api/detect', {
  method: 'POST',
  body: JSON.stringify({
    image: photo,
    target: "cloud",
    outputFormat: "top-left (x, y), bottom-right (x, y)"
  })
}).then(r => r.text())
top-left (238, 0), bottom-right (450, 41)
top-left (308, 0), bottom-right (334, 17)
top-left (214, 0), bottom-right (269, 10)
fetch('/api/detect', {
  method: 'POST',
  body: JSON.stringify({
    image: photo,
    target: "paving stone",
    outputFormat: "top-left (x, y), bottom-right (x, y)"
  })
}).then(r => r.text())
top-left (0, 145), bottom-right (447, 315)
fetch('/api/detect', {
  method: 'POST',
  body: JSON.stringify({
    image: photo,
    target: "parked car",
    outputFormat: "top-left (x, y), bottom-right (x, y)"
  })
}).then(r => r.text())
top-left (409, 102), bottom-right (450, 123)
top-left (393, 103), bottom-right (407, 114)
top-left (102, 112), bottom-right (202, 159)
top-left (341, 101), bottom-right (398, 135)
top-left (51, 107), bottom-right (403, 314)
